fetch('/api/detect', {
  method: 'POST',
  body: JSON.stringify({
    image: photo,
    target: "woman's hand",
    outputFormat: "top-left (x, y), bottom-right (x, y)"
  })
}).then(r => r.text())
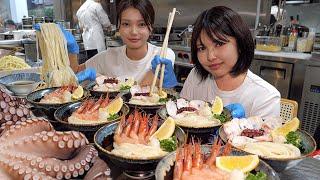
top-left (76, 68), bottom-right (96, 83)
top-left (225, 103), bottom-right (246, 119)
top-left (151, 55), bottom-right (178, 88)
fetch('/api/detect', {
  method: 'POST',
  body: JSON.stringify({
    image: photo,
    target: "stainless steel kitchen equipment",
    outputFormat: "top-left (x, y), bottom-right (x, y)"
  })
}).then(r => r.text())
top-left (299, 59), bottom-right (320, 136)
top-left (250, 59), bottom-right (293, 98)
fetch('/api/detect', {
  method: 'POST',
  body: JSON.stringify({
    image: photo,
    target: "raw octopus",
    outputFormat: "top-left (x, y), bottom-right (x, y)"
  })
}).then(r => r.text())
top-left (0, 118), bottom-right (111, 179)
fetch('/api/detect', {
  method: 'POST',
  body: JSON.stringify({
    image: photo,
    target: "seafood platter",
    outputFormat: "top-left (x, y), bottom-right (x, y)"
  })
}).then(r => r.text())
top-left (87, 75), bottom-right (135, 98)
top-left (94, 109), bottom-right (186, 179)
top-left (156, 139), bottom-right (280, 180)
top-left (220, 116), bottom-right (317, 171)
top-left (54, 95), bottom-right (129, 140)
top-left (122, 85), bottom-right (178, 113)
top-left (158, 96), bottom-right (232, 143)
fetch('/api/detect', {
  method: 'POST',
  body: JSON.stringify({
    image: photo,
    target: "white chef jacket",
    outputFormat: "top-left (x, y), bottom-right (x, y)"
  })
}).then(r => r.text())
top-left (76, 0), bottom-right (111, 52)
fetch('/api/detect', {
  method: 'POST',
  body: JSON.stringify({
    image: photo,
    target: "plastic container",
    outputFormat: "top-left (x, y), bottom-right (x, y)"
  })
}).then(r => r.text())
top-left (256, 36), bottom-right (282, 52)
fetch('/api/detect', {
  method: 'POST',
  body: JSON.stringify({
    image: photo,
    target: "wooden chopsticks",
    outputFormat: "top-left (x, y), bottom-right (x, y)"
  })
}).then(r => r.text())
top-left (150, 8), bottom-right (176, 96)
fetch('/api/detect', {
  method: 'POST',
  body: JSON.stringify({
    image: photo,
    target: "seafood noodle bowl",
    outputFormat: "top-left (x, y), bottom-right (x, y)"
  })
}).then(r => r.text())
top-left (173, 139), bottom-right (245, 180)
top-left (242, 142), bottom-right (301, 159)
top-left (222, 116), bottom-right (302, 159)
top-left (109, 111), bottom-right (169, 159)
top-left (67, 95), bottom-right (112, 125)
top-left (128, 85), bottom-right (166, 106)
top-left (40, 85), bottom-right (78, 104)
top-left (166, 98), bottom-right (221, 128)
top-left (93, 76), bottom-right (134, 92)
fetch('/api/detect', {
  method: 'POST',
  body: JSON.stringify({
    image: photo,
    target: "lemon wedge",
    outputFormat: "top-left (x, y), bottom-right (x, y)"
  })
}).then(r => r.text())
top-left (71, 86), bottom-right (84, 100)
top-left (216, 155), bottom-right (259, 173)
top-left (151, 117), bottom-right (175, 140)
top-left (159, 90), bottom-right (167, 99)
top-left (212, 96), bottom-right (223, 115)
top-left (124, 77), bottom-right (135, 86)
top-left (105, 97), bottom-right (123, 114)
top-left (272, 117), bottom-right (300, 137)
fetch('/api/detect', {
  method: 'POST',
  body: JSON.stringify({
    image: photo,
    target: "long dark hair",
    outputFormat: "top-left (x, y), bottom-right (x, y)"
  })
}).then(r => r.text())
top-left (117, 0), bottom-right (155, 31)
top-left (191, 6), bottom-right (254, 81)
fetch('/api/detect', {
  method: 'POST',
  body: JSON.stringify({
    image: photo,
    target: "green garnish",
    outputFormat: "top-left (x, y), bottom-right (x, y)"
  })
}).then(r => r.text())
top-left (159, 98), bottom-right (169, 103)
top-left (286, 131), bottom-right (304, 151)
top-left (213, 113), bottom-right (229, 123)
top-left (108, 114), bottom-right (120, 121)
top-left (160, 136), bottom-right (177, 152)
top-left (120, 85), bottom-right (131, 91)
top-left (246, 172), bottom-right (267, 180)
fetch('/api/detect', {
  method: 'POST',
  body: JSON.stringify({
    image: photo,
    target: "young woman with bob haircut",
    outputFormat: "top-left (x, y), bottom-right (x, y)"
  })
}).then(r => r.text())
top-left (180, 6), bottom-right (280, 118)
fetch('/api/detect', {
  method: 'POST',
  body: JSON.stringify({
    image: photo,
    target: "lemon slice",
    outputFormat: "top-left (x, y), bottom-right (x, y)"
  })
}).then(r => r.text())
top-left (216, 155), bottom-right (259, 173)
top-left (212, 96), bottom-right (223, 115)
top-left (71, 86), bottom-right (84, 100)
top-left (105, 97), bottom-right (123, 114)
top-left (159, 90), bottom-right (167, 99)
top-left (124, 77), bottom-right (135, 86)
top-left (272, 117), bottom-right (300, 137)
top-left (151, 117), bottom-right (175, 140)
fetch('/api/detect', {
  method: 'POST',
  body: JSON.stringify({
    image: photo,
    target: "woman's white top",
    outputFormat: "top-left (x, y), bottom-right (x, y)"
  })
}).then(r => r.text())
top-left (85, 43), bottom-right (175, 83)
top-left (180, 68), bottom-right (281, 118)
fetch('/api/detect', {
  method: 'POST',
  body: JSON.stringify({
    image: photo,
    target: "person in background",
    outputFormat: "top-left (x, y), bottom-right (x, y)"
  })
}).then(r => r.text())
top-left (76, 0), bottom-right (112, 59)
top-left (178, 6), bottom-right (280, 118)
top-left (4, 20), bottom-right (16, 31)
top-left (75, 0), bottom-right (178, 89)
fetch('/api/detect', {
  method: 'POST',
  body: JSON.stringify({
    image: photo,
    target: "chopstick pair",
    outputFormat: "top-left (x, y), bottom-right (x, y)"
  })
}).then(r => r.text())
top-left (150, 8), bottom-right (176, 96)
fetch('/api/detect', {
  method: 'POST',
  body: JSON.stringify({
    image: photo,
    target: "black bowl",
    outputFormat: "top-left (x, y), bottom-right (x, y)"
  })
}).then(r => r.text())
top-left (219, 127), bottom-right (317, 172)
top-left (26, 87), bottom-right (89, 120)
top-left (155, 145), bottom-right (280, 180)
top-left (122, 90), bottom-right (178, 114)
top-left (54, 99), bottom-right (129, 142)
top-left (158, 107), bottom-right (231, 144)
top-left (86, 81), bottom-right (124, 98)
top-left (94, 121), bottom-right (186, 178)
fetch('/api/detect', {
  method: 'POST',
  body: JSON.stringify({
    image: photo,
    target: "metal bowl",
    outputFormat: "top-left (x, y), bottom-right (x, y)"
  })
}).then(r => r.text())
top-left (94, 121), bottom-right (186, 179)
top-left (155, 145), bottom-right (280, 180)
top-left (158, 107), bottom-right (231, 144)
top-left (26, 87), bottom-right (89, 119)
top-left (0, 73), bottom-right (41, 96)
top-left (219, 127), bottom-right (317, 172)
top-left (54, 99), bottom-right (129, 141)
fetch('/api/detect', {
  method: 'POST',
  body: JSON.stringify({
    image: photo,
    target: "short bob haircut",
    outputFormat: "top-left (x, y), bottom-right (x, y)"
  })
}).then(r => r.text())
top-left (191, 6), bottom-right (254, 81)
top-left (117, 0), bottom-right (155, 31)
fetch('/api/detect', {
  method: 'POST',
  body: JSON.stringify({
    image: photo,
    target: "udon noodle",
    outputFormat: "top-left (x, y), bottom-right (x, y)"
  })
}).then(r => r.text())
top-left (36, 23), bottom-right (78, 87)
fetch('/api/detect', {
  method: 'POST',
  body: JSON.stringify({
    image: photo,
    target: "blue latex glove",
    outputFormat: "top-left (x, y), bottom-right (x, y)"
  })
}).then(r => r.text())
top-left (33, 23), bottom-right (79, 54)
top-left (76, 68), bottom-right (96, 83)
top-left (151, 55), bottom-right (178, 88)
top-left (225, 103), bottom-right (246, 119)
